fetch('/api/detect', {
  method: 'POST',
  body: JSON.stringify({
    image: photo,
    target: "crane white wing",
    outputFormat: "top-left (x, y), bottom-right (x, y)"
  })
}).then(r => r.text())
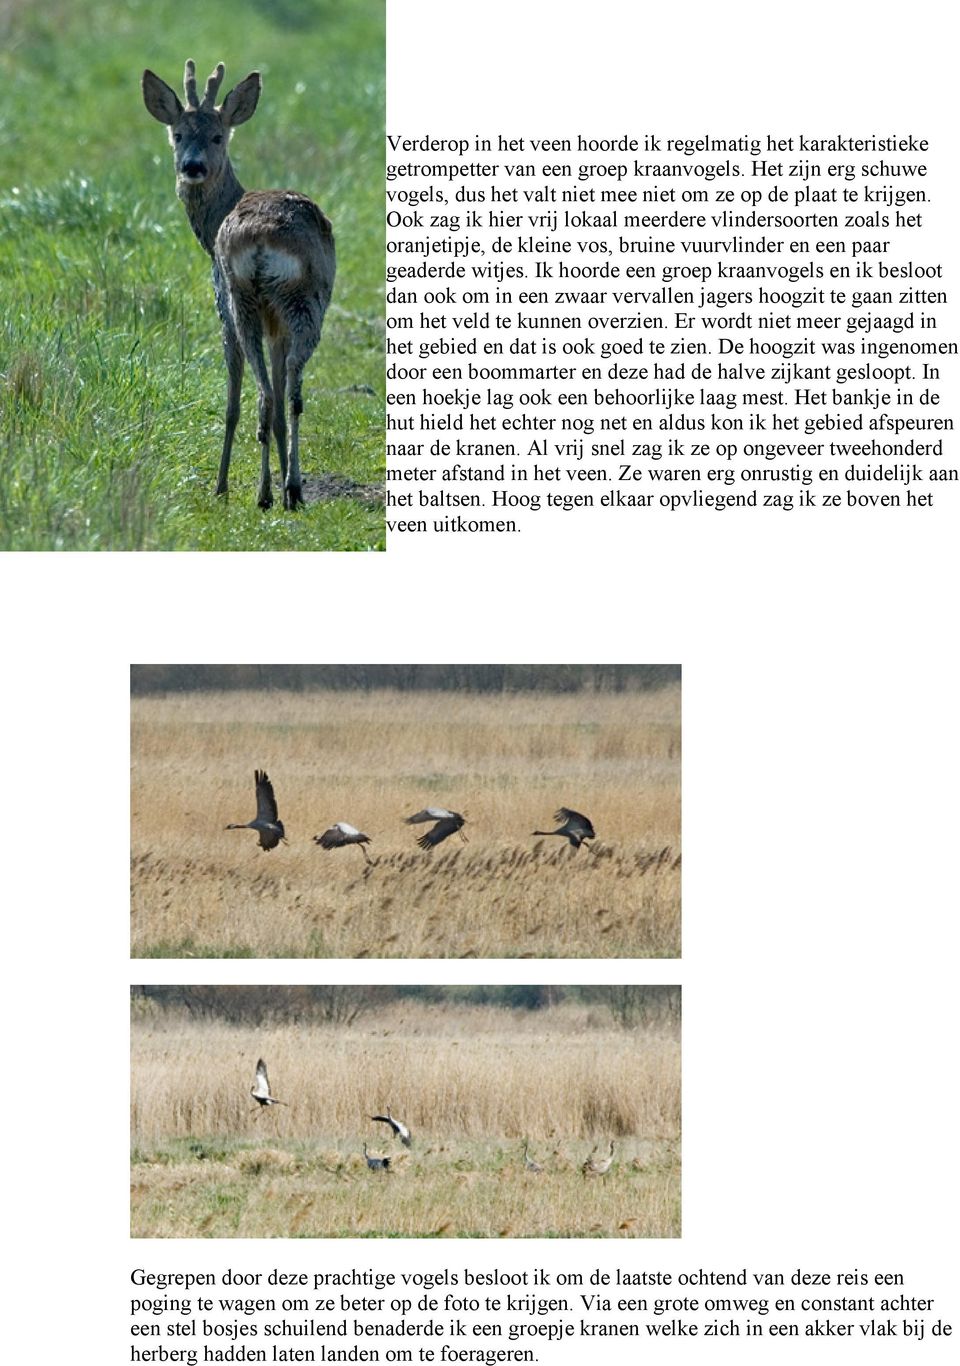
top-left (252, 1058), bottom-right (272, 1098)
top-left (405, 807), bottom-right (456, 824)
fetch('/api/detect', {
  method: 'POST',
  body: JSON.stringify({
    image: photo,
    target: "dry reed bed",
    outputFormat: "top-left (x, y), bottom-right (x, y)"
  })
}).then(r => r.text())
top-left (130, 687), bottom-right (681, 958)
top-left (131, 1002), bottom-right (681, 1238)
top-left (131, 1004), bottom-right (681, 1143)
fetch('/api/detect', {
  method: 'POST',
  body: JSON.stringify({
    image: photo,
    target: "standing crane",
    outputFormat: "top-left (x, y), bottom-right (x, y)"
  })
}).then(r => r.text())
top-left (582, 1140), bottom-right (616, 1176)
top-left (405, 807), bottom-right (467, 850)
top-left (250, 1058), bottom-right (288, 1110)
top-left (226, 770), bottom-right (286, 850)
top-left (363, 1143), bottom-right (391, 1171)
top-left (314, 822), bottom-right (372, 860)
top-left (522, 1140), bottom-right (544, 1173)
top-left (533, 807), bottom-right (596, 849)
top-left (370, 1107), bottom-right (412, 1147)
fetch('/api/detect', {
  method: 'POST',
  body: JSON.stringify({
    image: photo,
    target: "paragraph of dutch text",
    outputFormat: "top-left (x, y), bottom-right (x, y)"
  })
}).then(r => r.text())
top-left (386, 131), bottom-right (957, 535)
top-left (130, 1263), bottom-right (954, 1360)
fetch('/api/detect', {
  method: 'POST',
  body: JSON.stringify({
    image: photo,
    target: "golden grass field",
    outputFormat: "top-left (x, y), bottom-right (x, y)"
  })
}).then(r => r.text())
top-left (131, 997), bottom-right (681, 1238)
top-left (130, 686), bottom-right (681, 957)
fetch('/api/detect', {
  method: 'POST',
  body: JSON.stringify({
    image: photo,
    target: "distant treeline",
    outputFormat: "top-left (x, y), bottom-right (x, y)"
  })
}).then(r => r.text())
top-left (132, 984), bottom-right (680, 1029)
top-left (130, 664), bottom-right (680, 696)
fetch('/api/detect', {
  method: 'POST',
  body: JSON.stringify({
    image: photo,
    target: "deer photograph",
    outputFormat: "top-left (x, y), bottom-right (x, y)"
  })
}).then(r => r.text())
top-left (142, 60), bottom-right (335, 511)
top-left (0, 1), bottom-right (383, 549)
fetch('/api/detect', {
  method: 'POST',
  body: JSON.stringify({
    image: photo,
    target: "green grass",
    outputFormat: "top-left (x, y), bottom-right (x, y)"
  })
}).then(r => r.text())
top-left (0, 0), bottom-right (384, 549)
top-left (131, 1136), bottom-right (681, 1238)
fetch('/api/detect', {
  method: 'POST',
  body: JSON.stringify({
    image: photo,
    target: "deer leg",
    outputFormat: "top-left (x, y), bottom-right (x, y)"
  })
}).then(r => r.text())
top-left (215, 327), bottom-right (244, 497)
top-left (284, 347), bottom-right (314, 511)
top-left (238, 323), bottom-right (274, 510)
top-left (269, 339), bottom-right (289, 486)
top-left (285, 367), bottom-right (304, 510)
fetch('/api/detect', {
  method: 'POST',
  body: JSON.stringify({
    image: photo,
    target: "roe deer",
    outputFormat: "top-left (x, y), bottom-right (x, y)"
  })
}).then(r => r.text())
top-left (142, 60), bottom-right (336, 510)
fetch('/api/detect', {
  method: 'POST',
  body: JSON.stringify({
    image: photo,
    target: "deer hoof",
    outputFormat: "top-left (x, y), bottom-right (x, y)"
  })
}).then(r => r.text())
top-left (258, 490), bottom-right (273, 510)
top-left (284, 483), bottom-right (304, 511)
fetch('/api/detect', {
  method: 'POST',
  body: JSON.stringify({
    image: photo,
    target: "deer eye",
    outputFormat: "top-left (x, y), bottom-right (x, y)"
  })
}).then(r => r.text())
top-left (173, 133), bottom-right (182, 143)
top-left (213, 135), bottom-right (223, 144)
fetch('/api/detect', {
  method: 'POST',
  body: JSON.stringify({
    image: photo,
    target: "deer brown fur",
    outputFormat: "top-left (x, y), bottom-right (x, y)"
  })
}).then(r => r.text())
top-left (142, 60), bottom-right (336, 510)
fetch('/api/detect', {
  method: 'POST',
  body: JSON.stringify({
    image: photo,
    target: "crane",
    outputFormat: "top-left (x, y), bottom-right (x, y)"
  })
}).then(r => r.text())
top-left (226, 770), bottom-right (286, 850)
top-left (522, 1140), bottom-right (544, 1173)
top-left (533, 807), bottom-right (596, 849)
top-left (582, 1141), bottom-right (616, 1176)
top-left (363, 1143), bottom-right (391, 1171)
top-left (250, 1058), bottom-right (287, 1110)
top-left (370, 1107), bottom-right (412, 1147)
top-left (405, 807), bottom-right (467, 850)
top-left (314, 822), bottom-right (372, 860)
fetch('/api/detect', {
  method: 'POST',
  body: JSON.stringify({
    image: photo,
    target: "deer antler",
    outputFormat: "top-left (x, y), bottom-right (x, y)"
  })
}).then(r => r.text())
top-left (183, 59), bottom-right (199, 109)
top-left (201, 62), bottom-right (226, 110)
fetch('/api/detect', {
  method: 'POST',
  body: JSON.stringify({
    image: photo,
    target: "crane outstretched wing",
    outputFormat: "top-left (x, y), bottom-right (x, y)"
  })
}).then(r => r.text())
top-left (405, 807), bottom-right (456, 824)
top-left (371, 1111), bottom-right (412, 1145)
top-left (255, 770), bottom-right (279, 823)
top-left (556, 808), bottom-right (595, 837)
top-left (416, 815), bottom-right (464, 849)
top-left (252, 1058), bottom-right (272, 1099)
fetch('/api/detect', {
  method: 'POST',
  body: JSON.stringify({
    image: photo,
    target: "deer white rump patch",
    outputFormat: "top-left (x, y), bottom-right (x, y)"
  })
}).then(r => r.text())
top-left (229, 245), bottom-right (304, 283)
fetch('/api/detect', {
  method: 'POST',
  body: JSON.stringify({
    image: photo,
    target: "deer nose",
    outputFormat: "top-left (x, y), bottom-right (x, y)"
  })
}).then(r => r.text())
top-left (181, 160), bottom-right (207, 180)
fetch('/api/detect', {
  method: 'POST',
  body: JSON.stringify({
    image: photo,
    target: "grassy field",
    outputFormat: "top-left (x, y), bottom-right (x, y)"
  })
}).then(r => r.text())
top-left (130, 685), bottom-right (681, 958)
top-left (0, 0), bottom-right (384, 549)
top-left (131, 997), bottom-right (681, 1238)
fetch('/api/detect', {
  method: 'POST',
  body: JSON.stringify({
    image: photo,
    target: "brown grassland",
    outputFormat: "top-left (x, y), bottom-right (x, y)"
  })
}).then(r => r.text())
top-left (131, 998), bottom-right (681, 1238)
top-left (130, 686), bottom-right (681, 958)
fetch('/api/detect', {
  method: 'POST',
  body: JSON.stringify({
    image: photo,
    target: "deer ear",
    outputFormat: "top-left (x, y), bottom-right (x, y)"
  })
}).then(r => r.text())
top-left (142, 70), bottom-right (183, 125)
top-left (220, 73), bottom-right (261, 127)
